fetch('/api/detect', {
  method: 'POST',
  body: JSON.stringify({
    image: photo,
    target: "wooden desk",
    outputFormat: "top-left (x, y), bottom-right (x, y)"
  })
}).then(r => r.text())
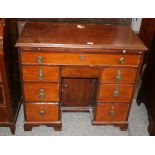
top-left (16, 22), bottom-right (147, 132)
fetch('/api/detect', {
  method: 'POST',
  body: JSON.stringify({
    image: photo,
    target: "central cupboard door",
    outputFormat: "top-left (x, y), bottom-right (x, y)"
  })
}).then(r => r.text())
top-left (62, 78), bottom-right (97, 107)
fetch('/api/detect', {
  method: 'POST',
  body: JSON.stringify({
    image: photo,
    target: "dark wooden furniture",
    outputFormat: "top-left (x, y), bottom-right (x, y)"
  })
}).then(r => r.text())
top-left (16, 22), bottom-right (146, 132)
top-left (0, 19), bottom-right (22, 134)
top-left (137, 19), bottom-right (155, 135)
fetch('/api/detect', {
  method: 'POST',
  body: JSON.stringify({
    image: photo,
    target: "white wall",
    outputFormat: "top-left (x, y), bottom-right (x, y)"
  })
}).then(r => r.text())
top-left (131, 18), bottom-right (142, 33)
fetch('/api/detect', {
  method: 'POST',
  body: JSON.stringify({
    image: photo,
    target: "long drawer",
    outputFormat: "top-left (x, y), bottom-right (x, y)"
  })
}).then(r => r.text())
top-left (100, 68), bottom-right (138, 83)
top-left (25, 103), bottom-right (60, 122)
top-left (98, 84), bottom-right (134, 103)
top-left (22, 66), bottom-right (59, 82)
top-left (95, 103), bottom-right (129, 122)
top-left (23, 83), bottom-right (60, 102)
top-left (21, 52), bottom-right (141, 67)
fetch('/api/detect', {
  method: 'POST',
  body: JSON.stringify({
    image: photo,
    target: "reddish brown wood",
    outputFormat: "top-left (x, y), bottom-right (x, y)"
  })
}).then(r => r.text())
top-left (0, 70), bottom-right (2, 82)
top-left (16, 22), bottom-right (147, 50)
top-left (22, 66), bottom-right (59, 82)
top-left (0, 19), bottom-right (22, 134)
top-left (139, 19), bottom-right (155, 49)
top-left (100, 68), bottom-right (138, 83)
top-left (21, 52), bottom-right (142, 67)
top-left (95, 103), bottom-right (129, 122)
top-left (25, 103), bottom-right (59, 122)
top-left (0, 85), bottom-right (5, 104)
top-left (0, 106), bottom-right (9, 122)
top-left (62, 78), bottom-right (97, 107)
top-left (98, 84), bottom-right (134, 103)
top-left (61, 67), bottom-right (100, 78)
top-left (24, 83), bottom-right (59, 102)
top-left (16, 22), bottom-right (146, 132)
top-left (24, 122), bottom-right (62, 131)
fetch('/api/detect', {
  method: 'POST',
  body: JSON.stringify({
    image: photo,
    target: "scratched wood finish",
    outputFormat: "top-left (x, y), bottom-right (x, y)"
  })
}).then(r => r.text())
top-left (98, 84), bottom-right (134, 103)
top-left (21, 52), bottom-right (141, 67)
top-left (100, 68), bottom-right (138, 83)
top-left (24, 83), bottom-right (59, 102)
top-left (16, 22), bottom-right (147, 50)
top-left (25, 103), bottom-right (59, 122)
top-left (95, 103), bottom-right (129, 122)
top-left (22, 66), bottom-right (59, 82)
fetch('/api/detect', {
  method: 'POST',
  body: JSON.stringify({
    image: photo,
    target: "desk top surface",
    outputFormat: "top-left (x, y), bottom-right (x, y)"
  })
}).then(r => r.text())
top-left (16, 22), bottom-right (147, 51)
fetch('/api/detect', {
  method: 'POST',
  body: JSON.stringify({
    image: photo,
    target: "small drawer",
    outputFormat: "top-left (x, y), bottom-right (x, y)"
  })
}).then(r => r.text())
top-left (25, 103), bottom-right (60, 122)
top-left (95, 103), bottom-right (129, 122)
top-left (23, 83), bottom-right (59, 102)
top-left (0, 106), bottom-right (9, 122)
top-left (22, 66), bottom-right (59, 82)
top-left (100, 68), bottom-right (138, 83)
top-left (21, 52), bottom-right (141, 67)
top-left (61, 67), bottom-right (100, 78)
top-left (0, 85), bottom-right (5, 105)
top-left (98, 84), bottom-right (134, 103)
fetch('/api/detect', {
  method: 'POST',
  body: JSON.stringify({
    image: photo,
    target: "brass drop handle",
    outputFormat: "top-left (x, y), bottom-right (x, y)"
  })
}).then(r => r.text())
top-left (39, 89), bottom-right (45, 99)
top-left (80, 54), bottom-right (85, 61)
top-left (113, 86), bottom-right (119, 97)
top-left (116, 70), bottom-right (122, 81)
top-left (38, 69), bottom-right (44, 80)
top-left (118, 57), bottom-right (125, 64)
top-left (37, 56), bottom-right (43, 63)
top-left (109, 107), bottom-right (116, 116)
top-left (39, 107), bottom-right (45, 116)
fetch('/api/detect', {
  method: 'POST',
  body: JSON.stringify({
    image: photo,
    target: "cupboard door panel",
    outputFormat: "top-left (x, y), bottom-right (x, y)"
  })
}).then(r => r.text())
top-left (62, 78), bottom-right (97, 107)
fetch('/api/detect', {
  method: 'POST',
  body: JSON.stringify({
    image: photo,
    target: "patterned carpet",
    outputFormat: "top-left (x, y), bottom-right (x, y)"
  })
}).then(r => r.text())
top-left (0, 99), bottom-right (149, 136)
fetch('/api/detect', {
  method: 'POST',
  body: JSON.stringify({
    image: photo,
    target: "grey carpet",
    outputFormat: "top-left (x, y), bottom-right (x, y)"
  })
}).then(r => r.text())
top-left (0, 99), bottom-right (149, 136)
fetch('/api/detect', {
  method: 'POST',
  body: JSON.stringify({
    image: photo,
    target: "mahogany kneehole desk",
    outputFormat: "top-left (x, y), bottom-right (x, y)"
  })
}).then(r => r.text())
top-left (16, 22), bottom-right (147, 132)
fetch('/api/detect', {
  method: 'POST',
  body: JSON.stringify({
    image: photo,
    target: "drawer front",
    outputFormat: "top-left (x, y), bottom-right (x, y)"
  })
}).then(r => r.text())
top-left (95, 103), bottom-right (129, 122)
top-left (100, 68), bottom-right (138, 83)
top-left (98, 84), bottom-right (134, 103)
top-left (24, 83), bottom-right (59, 102)
top-left (21, 52), bottom-right (141, 67)
top-left (25, 103), bottom-right (59, 122)
top-left (61, 67), bottom-right (100, 78)
top-left (22, 66), bottom-right (59, 82)
top-left (0, 106), bottom-right (9, 122)
top-left (0, 85), bottom-right (5, 105)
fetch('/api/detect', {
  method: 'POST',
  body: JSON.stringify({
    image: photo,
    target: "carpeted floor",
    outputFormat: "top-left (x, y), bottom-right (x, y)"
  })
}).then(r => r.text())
top-left (0, 99), bottom-right (149, 136)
